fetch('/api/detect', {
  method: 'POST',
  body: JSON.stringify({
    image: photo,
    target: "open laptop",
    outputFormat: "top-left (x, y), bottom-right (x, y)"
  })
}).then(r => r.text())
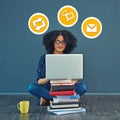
top-left (46, 54), bottom-right (83, 80)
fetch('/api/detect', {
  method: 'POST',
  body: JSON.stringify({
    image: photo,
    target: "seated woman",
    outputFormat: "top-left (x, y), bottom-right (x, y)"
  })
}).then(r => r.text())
top-left (28, 30), bottom-right (87, 105)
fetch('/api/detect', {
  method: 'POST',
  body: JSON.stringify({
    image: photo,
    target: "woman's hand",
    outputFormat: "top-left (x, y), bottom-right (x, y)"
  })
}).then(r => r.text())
top-left (38, 78), bottom-right (49, 85)
top-left (72, 79), bottom-right (78, 84)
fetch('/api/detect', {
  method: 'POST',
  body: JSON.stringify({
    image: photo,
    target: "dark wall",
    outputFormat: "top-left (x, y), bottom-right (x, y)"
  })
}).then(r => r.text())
top-left (0, 0), bottom-right (120, 93)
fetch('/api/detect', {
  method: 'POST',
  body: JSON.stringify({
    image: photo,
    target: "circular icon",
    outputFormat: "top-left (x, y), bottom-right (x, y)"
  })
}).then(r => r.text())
top-left (57, 5), bottom-right (78, 27)
top-left (28, 13), bottom-right (49, 35)
top-left (81, 17), bottom-right (102, 39)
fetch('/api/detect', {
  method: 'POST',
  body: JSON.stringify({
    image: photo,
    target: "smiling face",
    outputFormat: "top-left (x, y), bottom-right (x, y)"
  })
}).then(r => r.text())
top-left (54, 35), bottom-right (66, 54)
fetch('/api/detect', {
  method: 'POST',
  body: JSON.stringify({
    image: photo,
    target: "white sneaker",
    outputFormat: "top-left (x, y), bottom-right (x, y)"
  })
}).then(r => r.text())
top-left (40, 97), bottom-right (50, 106)
top-left (40, 97), bottom-right (43, 105)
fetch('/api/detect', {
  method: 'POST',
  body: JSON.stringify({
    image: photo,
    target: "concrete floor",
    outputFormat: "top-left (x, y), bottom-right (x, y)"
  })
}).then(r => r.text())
top-left (0, 94), bottom-right (120, 120)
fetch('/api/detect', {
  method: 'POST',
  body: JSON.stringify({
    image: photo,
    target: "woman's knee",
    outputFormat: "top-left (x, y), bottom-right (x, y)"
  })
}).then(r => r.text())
top-left (28, 83), bottom-right (38, 93)
top-left (81, 83), bottom-right (87, 93)
top-left (75, 82), bottom-right (87, 95)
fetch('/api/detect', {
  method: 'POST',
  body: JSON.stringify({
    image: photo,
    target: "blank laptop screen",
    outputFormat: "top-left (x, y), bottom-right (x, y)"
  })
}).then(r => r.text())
top-left (46, 54), bottom-right (83, 80)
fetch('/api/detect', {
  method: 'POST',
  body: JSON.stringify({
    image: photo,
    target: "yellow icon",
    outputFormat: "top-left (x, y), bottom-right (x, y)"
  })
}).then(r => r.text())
top-left (81, 17), bottom-right (102, 39)
top-left (57, 5), bottom-right (78, 27)
top-left (28, 13), bottom-right (49, 35)
top-left (87, 24), bottom-right (97, 32)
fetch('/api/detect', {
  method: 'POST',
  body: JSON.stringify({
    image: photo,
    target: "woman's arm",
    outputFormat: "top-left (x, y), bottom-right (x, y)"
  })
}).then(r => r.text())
top-left (37, 78), bottom-right (49, 85)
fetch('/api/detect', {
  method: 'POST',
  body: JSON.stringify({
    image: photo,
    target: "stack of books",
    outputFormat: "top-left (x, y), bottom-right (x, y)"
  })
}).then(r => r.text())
top-left (47, 79), bottom-right (86, 115)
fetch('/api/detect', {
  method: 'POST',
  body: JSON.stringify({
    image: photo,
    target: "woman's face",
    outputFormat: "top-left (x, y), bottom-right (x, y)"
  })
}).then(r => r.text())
top-left (54, 35), bottom-right (66, 54)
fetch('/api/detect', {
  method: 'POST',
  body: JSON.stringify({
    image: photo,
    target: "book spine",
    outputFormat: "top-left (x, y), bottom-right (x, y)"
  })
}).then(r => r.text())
top-left (50, 104), bottom-right (79, 109)
top-left (54, 94), bottom-right (80, 99)
top-left (50, 79), bottom-right (72, 84)
top-left (51, 101), bottom-right (80, 105)
top-left (51, 85), bottom-right (74, 91)
top-left (53, 98), bottom-right (80, 103)
top-left (50, 90), bottom-right (75, 96)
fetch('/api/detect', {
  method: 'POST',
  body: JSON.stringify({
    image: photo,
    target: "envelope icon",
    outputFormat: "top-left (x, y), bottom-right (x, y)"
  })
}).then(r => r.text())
top-left (86, 24), bottom-right (97, 32)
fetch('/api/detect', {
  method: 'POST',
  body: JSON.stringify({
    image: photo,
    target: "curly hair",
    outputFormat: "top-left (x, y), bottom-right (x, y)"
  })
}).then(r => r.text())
top-left (42, 30), bottom-right (77, 54)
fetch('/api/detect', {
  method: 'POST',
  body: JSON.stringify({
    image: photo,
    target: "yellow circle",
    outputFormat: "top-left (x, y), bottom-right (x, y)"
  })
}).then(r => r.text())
top-left (57, 5), bottom-right (78, 27)
top-left (81, 17), bottom-right (102, 39)
top-left (28, 13), bottom-right (49, 35)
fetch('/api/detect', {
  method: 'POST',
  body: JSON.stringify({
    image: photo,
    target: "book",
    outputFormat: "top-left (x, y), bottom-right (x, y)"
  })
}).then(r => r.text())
top-left (50, 104), bottom-right (79, 109)
top-left (51, 83), bottom-right (75, 86)
top-left (47, 106), bottom-right (86, 113)
top-left (50, 79), bottom-right (77, 86)
top-left (53, 98), bottom-right (80, 103)
top-left (49, 108), bottom-right (86, 115)
top-left (51, 85), bottom-right (74, 91)
top-left (55, 94), bottom-right (80, 99)
top-left (50, 90), bottom-right (75, 96)
top-left (50, 79), bottom-right (72, 84)
top-left (50, 102), bottom-right (79, 109)
top-left (51, 101), bottom-right (80, 105)
top-left (53, 94), bottom-right (80, 103)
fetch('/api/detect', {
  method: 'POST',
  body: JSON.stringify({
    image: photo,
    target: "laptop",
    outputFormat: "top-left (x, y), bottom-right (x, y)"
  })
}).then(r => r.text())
top-left (46, 54), bottom-right (83, 80)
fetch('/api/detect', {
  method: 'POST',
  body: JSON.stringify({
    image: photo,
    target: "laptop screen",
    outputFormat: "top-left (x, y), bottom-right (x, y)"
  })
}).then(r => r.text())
top-left (46, 54), bottom-right (83, 80)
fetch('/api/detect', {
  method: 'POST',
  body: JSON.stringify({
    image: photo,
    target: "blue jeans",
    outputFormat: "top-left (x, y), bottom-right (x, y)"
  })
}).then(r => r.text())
top-left (28, 82), bottom-right (87, 101)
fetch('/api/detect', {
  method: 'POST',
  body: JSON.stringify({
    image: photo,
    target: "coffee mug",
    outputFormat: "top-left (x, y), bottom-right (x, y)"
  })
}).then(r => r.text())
top-left (17, 101), bottom-right (29, 113)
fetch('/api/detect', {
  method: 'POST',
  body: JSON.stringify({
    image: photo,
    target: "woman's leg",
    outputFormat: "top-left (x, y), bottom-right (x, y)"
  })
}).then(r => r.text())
top-left (28, 83), bottom-right (53, 101)
top-left (74, 82), bottom-right (87, 96)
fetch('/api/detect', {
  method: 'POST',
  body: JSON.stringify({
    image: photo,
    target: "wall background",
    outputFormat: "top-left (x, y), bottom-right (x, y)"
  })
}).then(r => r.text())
top-left (0, 0), bottom-right (120, 93)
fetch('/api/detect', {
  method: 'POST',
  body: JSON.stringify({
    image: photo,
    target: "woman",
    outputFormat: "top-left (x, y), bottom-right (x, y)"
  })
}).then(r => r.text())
top-left (28, 30), bottom-right (87, 105)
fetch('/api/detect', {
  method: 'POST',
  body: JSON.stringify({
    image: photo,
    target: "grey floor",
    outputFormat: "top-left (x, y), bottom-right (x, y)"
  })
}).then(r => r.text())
top-left (0, 94), bottom-right (120, 120)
